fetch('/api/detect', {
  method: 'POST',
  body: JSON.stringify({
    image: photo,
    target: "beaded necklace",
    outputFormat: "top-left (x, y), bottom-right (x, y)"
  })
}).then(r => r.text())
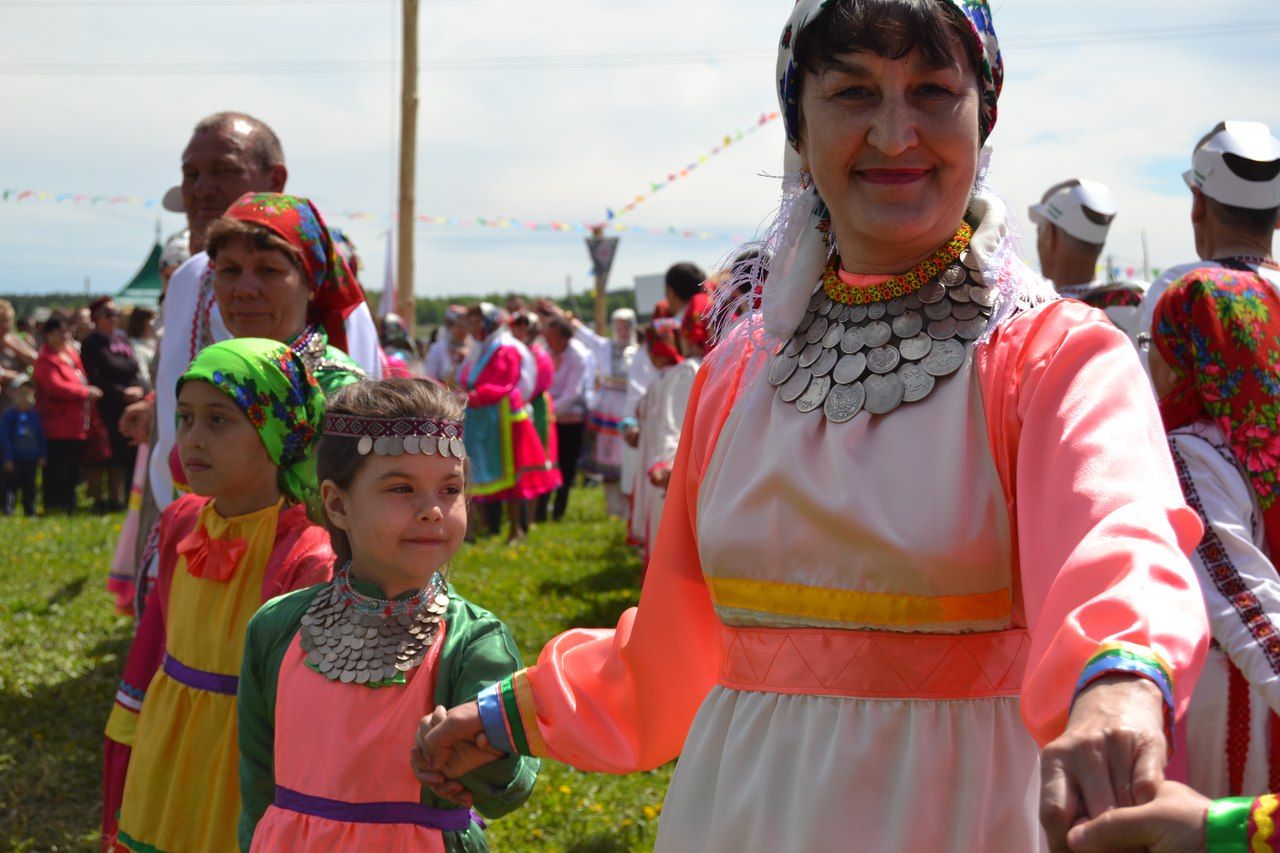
top-left (822, 222), bottom-right (974, 305)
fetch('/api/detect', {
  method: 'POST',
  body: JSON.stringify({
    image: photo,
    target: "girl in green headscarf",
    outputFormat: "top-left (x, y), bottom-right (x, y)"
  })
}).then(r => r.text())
top-left (104, 338), bottom-right (336, 852)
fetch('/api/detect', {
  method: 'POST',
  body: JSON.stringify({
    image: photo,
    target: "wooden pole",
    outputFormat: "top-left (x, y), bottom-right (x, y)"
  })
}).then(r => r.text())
top-left (396, 0), bottom-right (419, 336)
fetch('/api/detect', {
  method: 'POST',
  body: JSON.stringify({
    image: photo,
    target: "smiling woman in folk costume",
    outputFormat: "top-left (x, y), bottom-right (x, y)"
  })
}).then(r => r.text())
top-left (458, 303), bottom-right (560, 542)
top-left (103, 339), bottom-right (334, 851)
top-left (413, 2), bottom-right (1212, 849)
top-left (1151, 257), bottom-right (1280, 801)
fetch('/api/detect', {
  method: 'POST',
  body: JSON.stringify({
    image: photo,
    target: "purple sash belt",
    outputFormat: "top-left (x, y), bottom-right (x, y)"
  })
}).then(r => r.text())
top-left (163, 653), bottom-right (239, 695)
top-left (274, 786), bottom-right (475, 832)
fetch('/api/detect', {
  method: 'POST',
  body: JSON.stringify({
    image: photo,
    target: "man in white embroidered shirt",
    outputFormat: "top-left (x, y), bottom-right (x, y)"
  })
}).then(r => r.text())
top-left (540, 316), bottom-right (593, 522)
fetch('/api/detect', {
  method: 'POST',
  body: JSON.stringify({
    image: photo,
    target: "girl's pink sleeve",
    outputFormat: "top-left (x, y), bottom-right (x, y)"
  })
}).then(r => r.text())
top-left (979, 300), bottom-right (1209, 746)
top-left (467, 347), bottom-right (523, 409)
top-left (476, 344), bottom-right (750, 772)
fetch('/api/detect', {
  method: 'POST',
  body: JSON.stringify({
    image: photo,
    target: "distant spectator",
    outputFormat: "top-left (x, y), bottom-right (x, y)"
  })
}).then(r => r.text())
top-left (158, 229), bottom-right (192, 302)
top-left (81, 297), bottom-right (145, 509)
top-left (126, 306), bottom-right (157, 388)
top-left (1, 375), bottom-right (45, 516)
top-left (379, 313), bottom-right (417, 378)
top-left (540, 315), bottom-right (592, 521)
top-left (71, 306), bottom-right (94, 347)
top-left (0, 299), bottom-right (38, 407)
top-left (34, 315), bottom-right (101, 513)
top-left (424, 305), bottom-right (471, 386)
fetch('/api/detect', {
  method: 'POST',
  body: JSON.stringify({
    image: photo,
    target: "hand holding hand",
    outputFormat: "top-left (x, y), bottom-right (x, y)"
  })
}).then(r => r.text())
top-left (1041, 675), bottom-right (1168, 852)
top-left (410, 703), bottom-right (501, 807)
top-left (1066, 780), bottom-right (1208, 853)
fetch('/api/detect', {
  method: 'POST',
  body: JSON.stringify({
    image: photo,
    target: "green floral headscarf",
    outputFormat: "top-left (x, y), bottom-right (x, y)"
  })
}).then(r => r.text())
top-left (178, 338), bottom-right (325, 505)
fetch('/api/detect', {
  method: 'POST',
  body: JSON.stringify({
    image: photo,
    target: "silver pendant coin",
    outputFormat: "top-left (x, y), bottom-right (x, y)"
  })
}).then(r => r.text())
top-left (839, 326), bottom-right (867, 354)
top-left (866, 302), bottom-right (886, 320)
top-left (811, 347), bottom-right (838, 378)
top-left (897, 333), bottom-right (933, 361)
top-left (808, 289), bottom-right (826, 312)
top-left (903, 292), bottom-right (922, 310)
top-left (863, 373), bottom-right (905, 415)
top-left (798, 342), bottom-right (823, 368)
top-left (866, 345), bottom-right (901, 374)
top-left (795, 373), bottom-right (832, 413)
top-left (921, 338), bottom-right (966, 377)
top-left (450, 437), bottom-right (465, 459)
top-left (917, 281), bottom-right (946, 304)
top-left (805, 315), bottom-right (829, 344)
top-left (927, 317), bottom-right (958, 340)
top-left (779, 365), bottom-right (812, 403)
top-left (863, 321), bottom-right (892, 348)
top-left (357, 436), bottom-right (374, 456)
top-left (832, 352), bottom-right (868, 385)
top-left (388, 436), bottom-right (405, 456)
top-left (373, 436), bottom-right (391, 455)
top-left (768, 352), bottom-right (799, 387)
top-left (951, 302), bottom-right (981, 321)
top-left (885, 298), bottom-right (906, 317)
top-left (784, 334), bottom-right (805, 357)
top-left (940, 264), bottom-right (966, 287)
top-left (898, 362), bottom-right (935, 402)
top-left (957, 317), bottom-right (988, 341)
top-left (821, 322), bottom-right (844, 350)
top-left (847, 304), bottom-right (869, 323)
top-left (891, 311), bottom-right (923, 339)
top-left (969, 285), bottom-right (997, 308)
top-left (924, 299), bottom-right (953, 321)
top-left (437, 436), bottom-right (451, 456)
top-left (403, 435), bottom-right (420, 454)
top-left (949, 283), bottom-right (972, 303)
top-left (824, 382), bottom-right (866, 423)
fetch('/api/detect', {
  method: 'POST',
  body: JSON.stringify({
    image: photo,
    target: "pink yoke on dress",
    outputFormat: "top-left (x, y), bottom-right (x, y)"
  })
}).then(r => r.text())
top-left (481, 263), bottom-right (1209, 850)
top-left (251, 625), bottom-right (457, 851)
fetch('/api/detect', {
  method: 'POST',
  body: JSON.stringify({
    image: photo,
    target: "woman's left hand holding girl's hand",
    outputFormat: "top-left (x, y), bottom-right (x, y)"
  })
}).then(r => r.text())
top-left (1040, 675), bottom-right (1168, 853)
top-left (410, 705), bottom-right (502, 807)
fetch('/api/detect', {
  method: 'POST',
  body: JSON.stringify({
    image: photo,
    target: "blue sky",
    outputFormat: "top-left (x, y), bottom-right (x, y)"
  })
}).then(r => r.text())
top-left (1, 0), bottom-right (1277, 299)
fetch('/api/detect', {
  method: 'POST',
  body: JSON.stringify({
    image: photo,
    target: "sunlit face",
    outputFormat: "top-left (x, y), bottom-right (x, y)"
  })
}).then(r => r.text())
top-left (612, 318), bottom-right (634, 345)
top-left (176, 380), bottom-right (275, 500)
top-left (798, 45), bottom-right (980, 265)
top-left (321, 450), bottom-right (467, 588)
top-left (467, 313), bottom-right (486, 341)
top-left (213, 239), bottom-right (312, 342)
top-left (181, 125), bottom-right (279, 245)
top-left (93, 300), bottom-right (120, 333)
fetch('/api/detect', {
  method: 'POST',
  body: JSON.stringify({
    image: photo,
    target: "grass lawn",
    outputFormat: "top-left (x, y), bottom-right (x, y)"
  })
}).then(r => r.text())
top-left (0, 486), bottom-right (670, 851)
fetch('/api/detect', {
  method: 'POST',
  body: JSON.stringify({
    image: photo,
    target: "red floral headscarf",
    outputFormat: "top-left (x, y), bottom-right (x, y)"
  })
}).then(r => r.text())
top-left (221, 192), bottom-right (368, 354)
top-left (1154, 265), bottom-right (1280, 561)
top-left (681, 290), bottom-right (713, 352)
top-left (646, 318), bottom-right (683, 365)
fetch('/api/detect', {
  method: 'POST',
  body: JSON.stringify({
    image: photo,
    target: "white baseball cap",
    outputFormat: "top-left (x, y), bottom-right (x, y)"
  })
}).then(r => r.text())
top-left (1028, 179), bottom-right (1118, 245)
top-left (1183, 121), bottom-right (1280, 210)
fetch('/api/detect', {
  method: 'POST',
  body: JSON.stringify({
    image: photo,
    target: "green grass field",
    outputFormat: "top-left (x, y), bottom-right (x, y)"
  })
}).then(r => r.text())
top-left (0, 487), bottom-right (670, 851)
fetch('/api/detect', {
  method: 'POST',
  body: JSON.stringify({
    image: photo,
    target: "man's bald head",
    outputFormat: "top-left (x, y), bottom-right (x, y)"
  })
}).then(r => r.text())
top-left (190, 111), bottom-right (285, 172)
top-left (181, 111), bottom-right (288, 252)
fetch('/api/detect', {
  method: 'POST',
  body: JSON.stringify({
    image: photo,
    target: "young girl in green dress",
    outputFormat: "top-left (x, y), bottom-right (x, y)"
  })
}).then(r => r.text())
top-left (237, 377), bottom-right (537, 851)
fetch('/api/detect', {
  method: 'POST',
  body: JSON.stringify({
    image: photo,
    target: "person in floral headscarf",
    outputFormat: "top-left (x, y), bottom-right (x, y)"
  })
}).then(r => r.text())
top-left (1152, 265), bottom-right (1280, 801)
top-left (103, 338), bottom-right (335, 851)
top-left (414, 2), bottom-right (1208, 850)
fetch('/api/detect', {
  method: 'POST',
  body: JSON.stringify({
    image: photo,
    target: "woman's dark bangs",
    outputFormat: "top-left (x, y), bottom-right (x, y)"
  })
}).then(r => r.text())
top-left (795, 0), bottom-right (979, 76)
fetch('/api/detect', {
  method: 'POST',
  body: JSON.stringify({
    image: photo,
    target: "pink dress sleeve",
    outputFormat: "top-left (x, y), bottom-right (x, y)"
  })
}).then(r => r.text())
top-left (978, 299), bottom-right (1209, 745)
top-left (476, 347), bottom-right (748, 772)
top-left (467, 346), bottom-right (524, 409)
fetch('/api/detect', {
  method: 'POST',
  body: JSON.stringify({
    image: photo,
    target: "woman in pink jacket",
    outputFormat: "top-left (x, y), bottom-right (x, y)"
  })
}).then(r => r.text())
top-left (34, 314), bottom-right (101, 513)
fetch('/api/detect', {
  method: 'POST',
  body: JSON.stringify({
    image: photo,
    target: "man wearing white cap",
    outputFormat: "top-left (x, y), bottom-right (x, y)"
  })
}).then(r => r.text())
top-left (1137, 120), bottom-right (1280, 373)
top-left (1030, 179), bottom-right (1146, 341)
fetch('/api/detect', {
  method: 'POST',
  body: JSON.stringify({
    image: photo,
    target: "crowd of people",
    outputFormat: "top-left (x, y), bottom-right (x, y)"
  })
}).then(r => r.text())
top-left (1, 0), bottom-right (1274, 849)
top-left (0, 296), bottom-right (157, 515)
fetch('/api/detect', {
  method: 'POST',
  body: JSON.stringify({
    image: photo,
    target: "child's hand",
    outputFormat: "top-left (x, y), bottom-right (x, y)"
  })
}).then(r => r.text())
top-left (410, 705), bottom-right (502, 807)
top-left (1066, 780), bottom-right (1209, 852)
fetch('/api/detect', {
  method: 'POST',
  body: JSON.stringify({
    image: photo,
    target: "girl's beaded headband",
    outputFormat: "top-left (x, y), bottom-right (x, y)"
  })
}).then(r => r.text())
top-left (322, 414), bottom-right (466, 459)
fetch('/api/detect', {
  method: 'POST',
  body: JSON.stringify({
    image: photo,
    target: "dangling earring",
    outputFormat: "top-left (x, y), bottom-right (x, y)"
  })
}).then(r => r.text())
top-left (799, 170), bottom-right (813, 191)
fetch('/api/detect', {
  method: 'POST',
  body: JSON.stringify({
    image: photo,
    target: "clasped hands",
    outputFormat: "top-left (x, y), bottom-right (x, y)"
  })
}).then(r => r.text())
top-left (410, 702), bottom-right (500, 807)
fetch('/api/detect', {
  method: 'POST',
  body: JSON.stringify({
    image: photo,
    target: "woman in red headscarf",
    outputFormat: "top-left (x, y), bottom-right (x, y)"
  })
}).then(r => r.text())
top-left (1152, 261), bottom-right (1280, 800)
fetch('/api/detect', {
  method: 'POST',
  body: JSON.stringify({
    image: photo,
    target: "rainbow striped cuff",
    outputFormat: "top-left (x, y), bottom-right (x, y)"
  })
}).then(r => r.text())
top-left (1073, 641), bottom-right (1175, 719)
top-left (475, 671), bottom-right (546, 758)
top-left (1206, 795), bottom-right (1280, 852)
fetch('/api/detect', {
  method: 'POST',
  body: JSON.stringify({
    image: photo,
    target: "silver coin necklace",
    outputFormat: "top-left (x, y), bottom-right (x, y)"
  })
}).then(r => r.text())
top-left (299, 562), bottom-right (450, 687)
top-left (769, 247), bottom-right (997, 423)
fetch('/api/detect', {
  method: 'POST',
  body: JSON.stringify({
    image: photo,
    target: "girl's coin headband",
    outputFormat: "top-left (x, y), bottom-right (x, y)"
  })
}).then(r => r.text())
top-left (323, 414), bottom-right (466, 459)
